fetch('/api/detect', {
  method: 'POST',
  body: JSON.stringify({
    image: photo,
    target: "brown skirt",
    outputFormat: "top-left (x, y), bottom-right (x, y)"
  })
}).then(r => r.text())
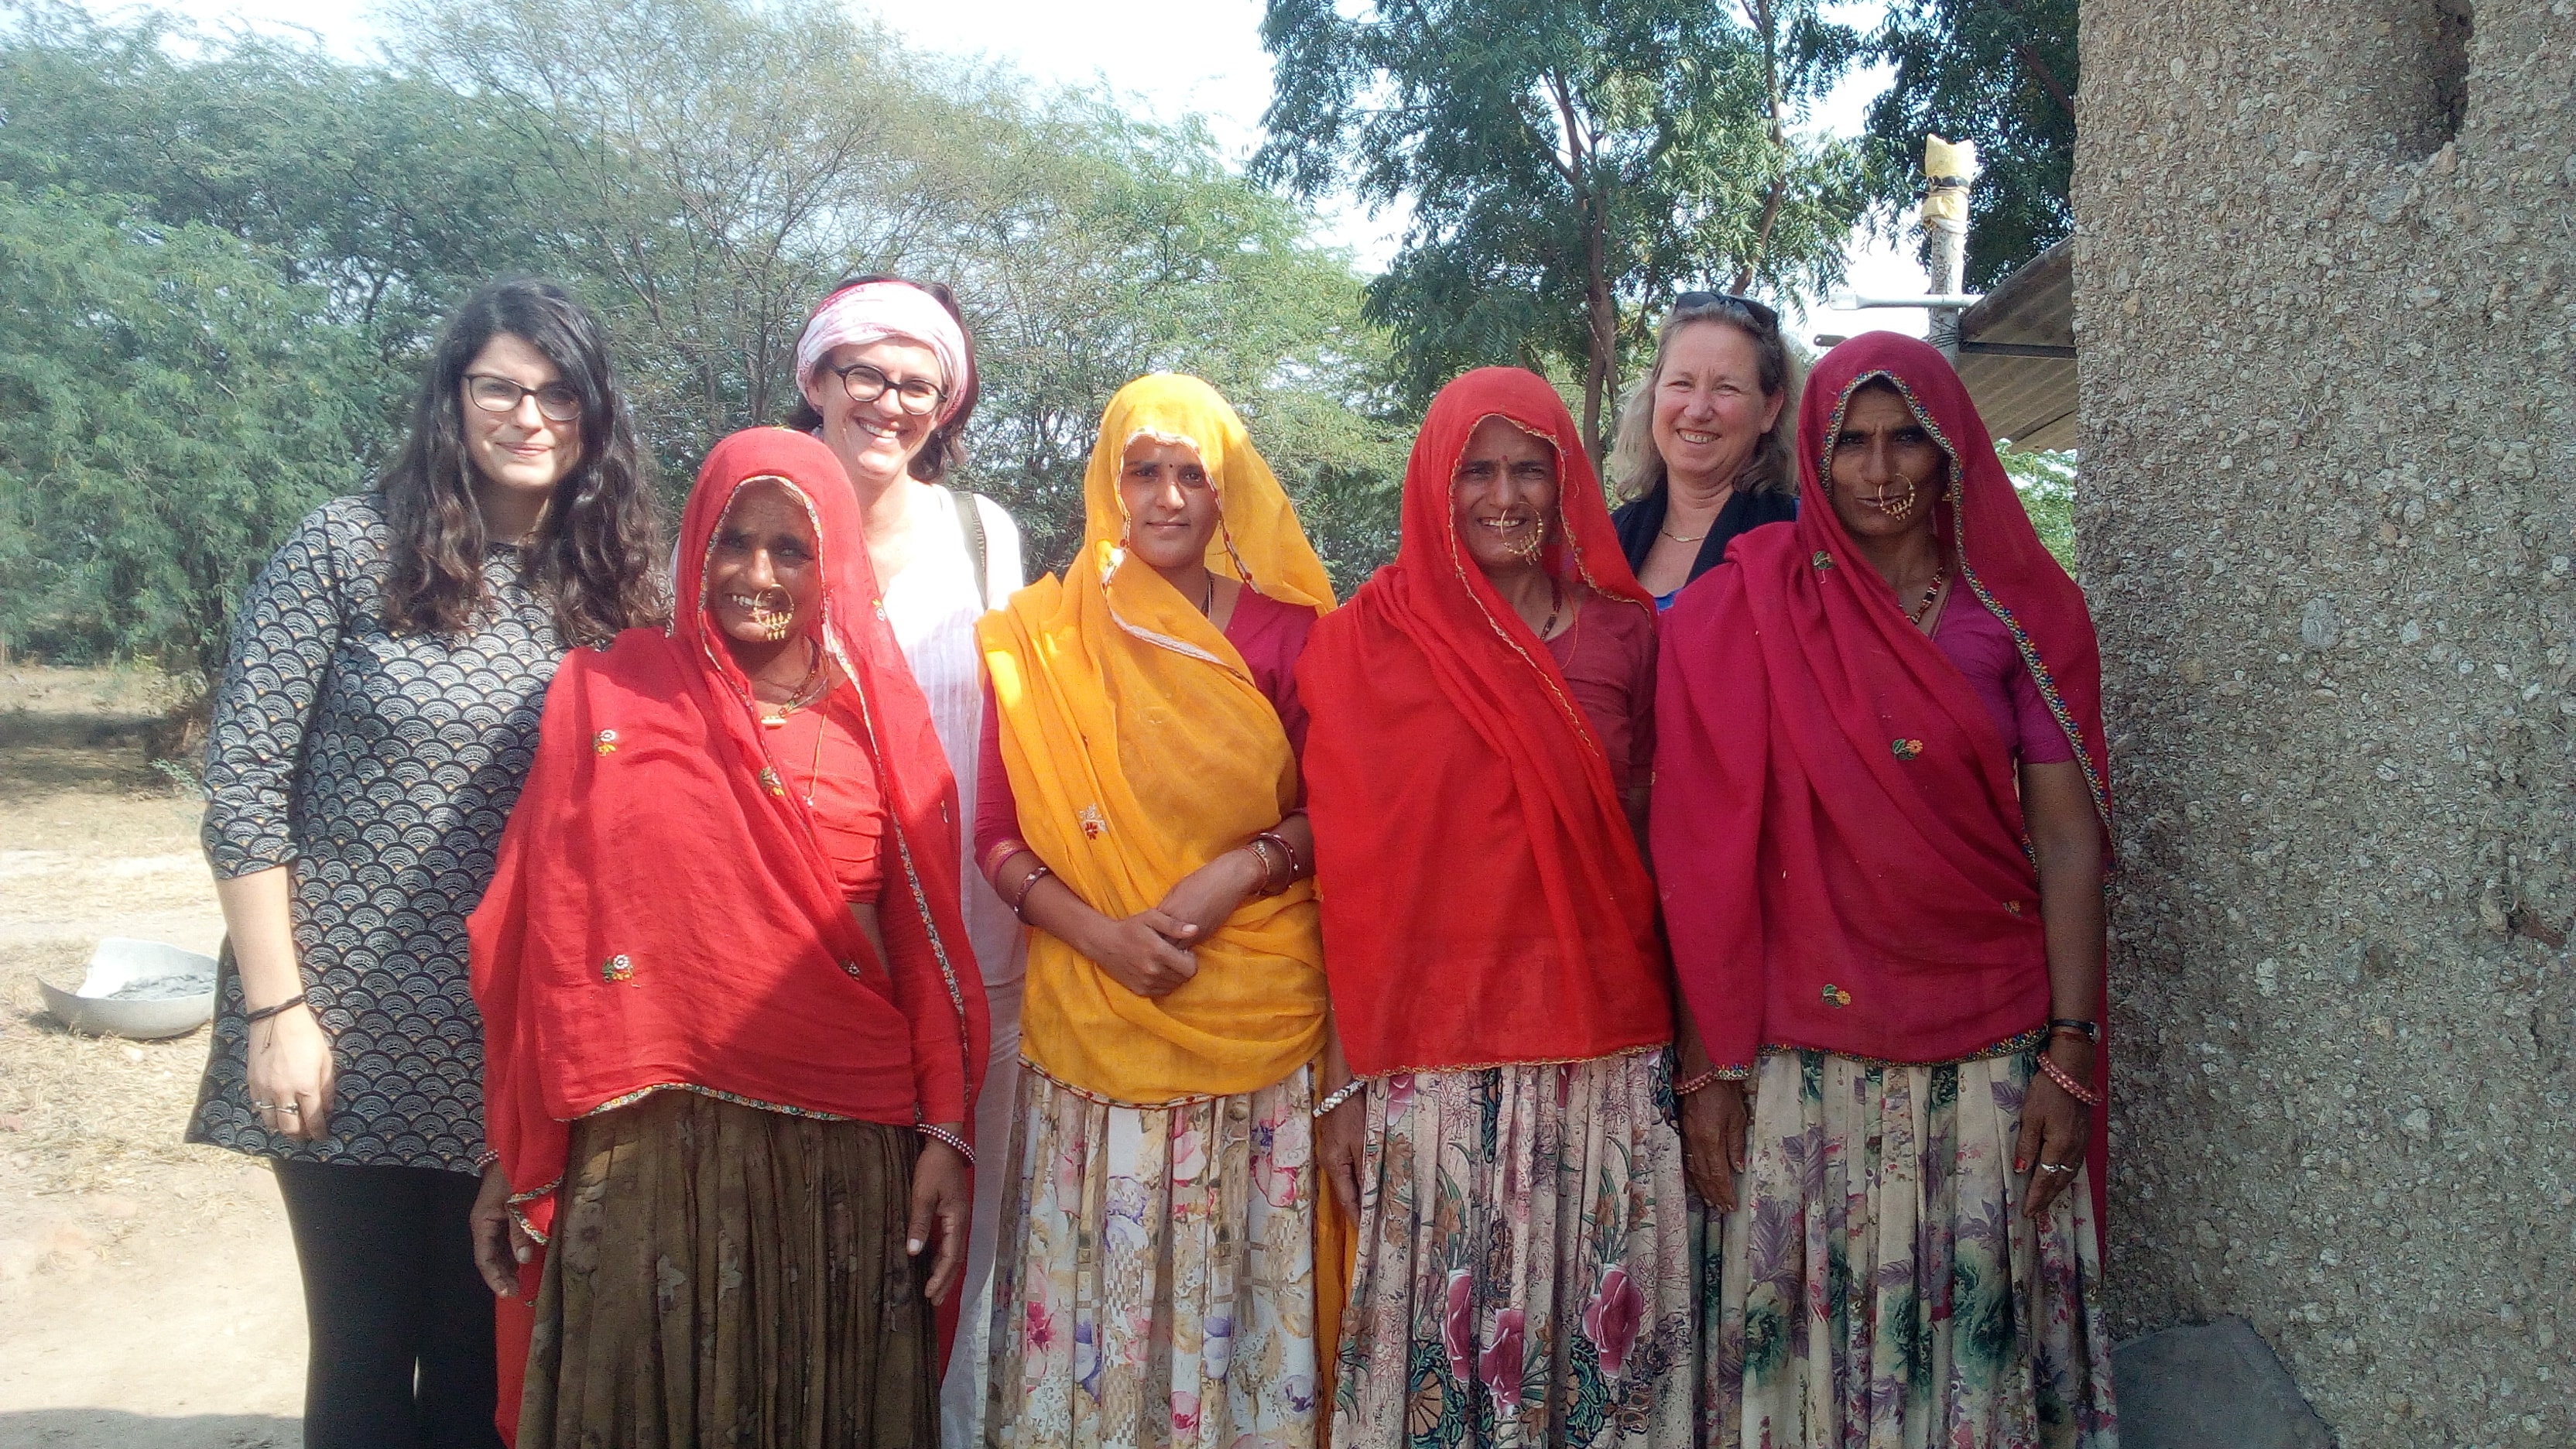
top-left (519, 1090), bottom-right (937, 1449)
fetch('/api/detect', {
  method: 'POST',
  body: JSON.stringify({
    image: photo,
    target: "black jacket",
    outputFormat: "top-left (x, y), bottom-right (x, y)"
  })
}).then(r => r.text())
top-left (1609, 485), bottom-right (1798, 592)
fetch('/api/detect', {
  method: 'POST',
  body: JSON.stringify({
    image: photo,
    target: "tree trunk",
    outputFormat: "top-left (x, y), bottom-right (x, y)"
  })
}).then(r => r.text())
top-left (1581, 187), bottom-right (1617, 463)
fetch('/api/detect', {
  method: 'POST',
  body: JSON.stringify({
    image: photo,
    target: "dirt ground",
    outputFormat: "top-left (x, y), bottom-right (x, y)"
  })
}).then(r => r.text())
top-left (0, 666), bottom-right (304, 1447)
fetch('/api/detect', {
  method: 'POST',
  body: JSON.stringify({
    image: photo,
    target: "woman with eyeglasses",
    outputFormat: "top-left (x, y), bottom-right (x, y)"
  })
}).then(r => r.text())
top-left (190, 277), bottom-right (663, 1449)
top-left (785, 275), bottom-right (1031, 1447)
top-left (1606, 293), bottom-right (1804, 609)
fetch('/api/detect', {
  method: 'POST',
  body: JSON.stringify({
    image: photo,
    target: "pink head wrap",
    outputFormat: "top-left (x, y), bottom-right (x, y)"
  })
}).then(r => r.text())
top-left (793, 281), bottom-right (975, 427)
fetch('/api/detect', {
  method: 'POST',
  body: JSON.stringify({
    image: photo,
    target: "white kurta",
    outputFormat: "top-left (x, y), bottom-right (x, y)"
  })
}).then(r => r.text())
top-left (882, 484), bottom-right (1029, 1449)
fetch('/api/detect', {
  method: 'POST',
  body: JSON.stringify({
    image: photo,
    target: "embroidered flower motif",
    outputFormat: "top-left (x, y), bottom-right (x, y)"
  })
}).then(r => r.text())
top-left (1821, 983), bottom-right (1854, 1008)
top-left (1386, 1073), bottom-right (1417, 1125)
top-left (1891, 738), bottom-right (1925, 760)
top-left (599, 953), bottom-right (635, 984)
top-left (758, 766), bottom-right (786, 796)
top-left (1479, 1307), bottom-right (1527, 1409)
top-left (1811, 550), bottom-right (1834, 570)
top-left (1078, 804), bottom-right (1108, 840)
top-left (1074, 1318), bottom-right (1101, 1399)
top-left (1581, 1265), bottom-right (1645, 1377)
top-left (2004, 899), bottom-right (2024, 916)
top-left (1442, 1269), bottom-right (1475, 1386)
top-left (1280, 1373), bottom-right (1317, 1416)
top-left (591, 728), bottom-right (619, 755)
top-left (1202, 1312), bottom-right (1234, 1379)
top-left (1170, 1126), bottom-right (1207, 1184)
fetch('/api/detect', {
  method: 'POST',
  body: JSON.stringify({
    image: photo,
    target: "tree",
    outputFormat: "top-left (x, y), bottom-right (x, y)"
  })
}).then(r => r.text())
top-left (0, 186), bottom-right (370, 681)
top-left (1852, 0), bottom-right (2077, 289)
top-left (1254, 0), bottom-right (1865, 457)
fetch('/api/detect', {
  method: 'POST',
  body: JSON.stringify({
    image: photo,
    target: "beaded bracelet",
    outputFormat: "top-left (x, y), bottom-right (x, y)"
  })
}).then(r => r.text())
top-left (1310, 1078), bottom-right (1366, 1118)
top-left (916, 1123), bottom-right (975, 1166)
top-left (244, 994), bottom-right (307, 1026)
top-left (1672, 1067), bottom-right (1723, 1098)
top-left (1243, 836), bottom-right (1290, 896)
top-left (2035, 1051), bottom-right (2102, 1108)
top-left (1008, 863), bottom-right (1053, 922)
top-left (1254, 828), bottom-right (1302, 882)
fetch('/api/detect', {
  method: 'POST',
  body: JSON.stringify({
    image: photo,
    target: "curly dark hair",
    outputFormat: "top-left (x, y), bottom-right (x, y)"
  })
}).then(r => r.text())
top-left (782, 274), bottom-right (980, 481)
top-left (379, 278), bottom-right (665, 643)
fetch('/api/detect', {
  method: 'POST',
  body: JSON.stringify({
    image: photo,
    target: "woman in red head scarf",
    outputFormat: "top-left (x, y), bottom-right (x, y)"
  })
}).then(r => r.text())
top-left (1654, 333), bottom-right (2116, 1447)
top-left (1300, 368), bottom-right (1698, 1448)
top-left (467, 427), bottom-right (988, 1447)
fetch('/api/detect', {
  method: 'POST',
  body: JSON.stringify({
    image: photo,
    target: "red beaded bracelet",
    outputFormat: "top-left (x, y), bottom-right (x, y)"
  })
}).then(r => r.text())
top-left (2035, 1051), bottom-right (2102, 1108)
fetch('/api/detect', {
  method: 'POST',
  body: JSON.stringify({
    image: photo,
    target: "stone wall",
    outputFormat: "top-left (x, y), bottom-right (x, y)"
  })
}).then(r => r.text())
top-left (2074, 1), bottom-right (2575, 1444)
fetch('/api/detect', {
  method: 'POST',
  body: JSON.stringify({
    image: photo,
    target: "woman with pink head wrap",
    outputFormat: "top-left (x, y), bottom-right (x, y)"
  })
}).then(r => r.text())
top-left (787, 274), bottom-right (1029, 1449)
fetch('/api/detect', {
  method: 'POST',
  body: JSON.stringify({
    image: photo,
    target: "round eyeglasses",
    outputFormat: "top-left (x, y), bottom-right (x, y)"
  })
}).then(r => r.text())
top-left (829, 361), bottom-right (948, 416)
top-left (464, 374), bottom-right (584, 423)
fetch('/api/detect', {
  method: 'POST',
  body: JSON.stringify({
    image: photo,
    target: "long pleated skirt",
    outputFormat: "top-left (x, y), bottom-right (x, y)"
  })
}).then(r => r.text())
top-left (984, 1064), bottom-right (1322, 1449)
top-left (1695, 1048), bottom-right (2118, 1449)
top-left (518, 1089), bottom-right (937, 1449)
top-left (1333, 1050), bottom-right (1695, 1449)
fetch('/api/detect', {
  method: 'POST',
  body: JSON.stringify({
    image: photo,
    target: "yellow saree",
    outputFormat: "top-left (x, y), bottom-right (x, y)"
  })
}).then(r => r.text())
top-left (975, 372), bottom-right (1335, 1105)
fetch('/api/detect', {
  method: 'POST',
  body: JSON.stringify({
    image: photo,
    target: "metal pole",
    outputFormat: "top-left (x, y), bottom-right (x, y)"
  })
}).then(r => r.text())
top-left (1922, 135), bottom-right (1976, 358)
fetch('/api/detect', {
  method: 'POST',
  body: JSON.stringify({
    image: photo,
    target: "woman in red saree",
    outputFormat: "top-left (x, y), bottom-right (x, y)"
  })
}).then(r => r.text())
top-left (1300, 368), bottom-right (1697, 1448)
top-left (467, 427), bottom-right (988, 1447)
top-left (1655, 332), bottom-right (2116, 1447)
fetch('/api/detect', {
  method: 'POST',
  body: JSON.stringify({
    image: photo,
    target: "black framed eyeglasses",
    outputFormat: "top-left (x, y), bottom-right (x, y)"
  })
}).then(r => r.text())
top-left (830, 360), bottom-right (948, 416)
top-left (1673, 290), bottom-right (1781, 331)
top-left (464, 374), bottom-right (584, 423)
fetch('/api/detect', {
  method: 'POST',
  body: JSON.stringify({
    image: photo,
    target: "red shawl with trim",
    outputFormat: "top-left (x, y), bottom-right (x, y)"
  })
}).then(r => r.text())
top-left (471, 427), bottom-right (987, 1248)
top-left (1298, 368), bottom-right (1670, 1074)
top-left (1653, 331), bottom-right (2111, 1201)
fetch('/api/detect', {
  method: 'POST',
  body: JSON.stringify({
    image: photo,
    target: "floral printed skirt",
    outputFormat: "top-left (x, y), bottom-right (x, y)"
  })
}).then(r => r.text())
top-left (1334, 1050), bottom-right (1694, 1449)
top-left (984, 1064), bottom-right (1321, 1449)
top-left (1695, 1049), bottom-right (2118, 1449)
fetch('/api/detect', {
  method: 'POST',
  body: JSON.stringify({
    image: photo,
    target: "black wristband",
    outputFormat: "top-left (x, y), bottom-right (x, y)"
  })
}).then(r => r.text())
top-left (2047, 1018), bottom-right (2099, 1043)
top-left (245, 994), bottom-right (308, 1025)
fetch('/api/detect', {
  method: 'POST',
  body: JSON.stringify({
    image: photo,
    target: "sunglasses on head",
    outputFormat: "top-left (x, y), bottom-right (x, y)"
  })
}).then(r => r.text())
top-left (1673, 291), bottom-right (1780, 331)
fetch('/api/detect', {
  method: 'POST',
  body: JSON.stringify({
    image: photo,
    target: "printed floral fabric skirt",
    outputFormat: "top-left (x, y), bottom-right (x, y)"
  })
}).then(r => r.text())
top-left (1695, 1048), bottom-right (2118, 1449)
top-left (984, 1064), bottom-right (1321, 1449)
top-left (518, 1089), bottom-right (935, 1449)
top-left (1334, 1050), bottom-right (1694, 1449)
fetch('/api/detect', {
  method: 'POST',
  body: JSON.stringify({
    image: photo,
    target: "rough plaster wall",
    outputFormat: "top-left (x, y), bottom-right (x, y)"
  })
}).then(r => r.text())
top-left (2074, 1), bottom-right (2576, 1444)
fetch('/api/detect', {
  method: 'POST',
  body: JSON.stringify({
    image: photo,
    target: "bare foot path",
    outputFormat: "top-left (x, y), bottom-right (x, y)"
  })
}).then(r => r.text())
top-left (0, 667), bottom-right (305, 1447)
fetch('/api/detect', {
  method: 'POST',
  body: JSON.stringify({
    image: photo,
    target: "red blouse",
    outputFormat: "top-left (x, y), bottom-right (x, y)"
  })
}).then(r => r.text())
top-left (763, 693), bottom-right (886, 903)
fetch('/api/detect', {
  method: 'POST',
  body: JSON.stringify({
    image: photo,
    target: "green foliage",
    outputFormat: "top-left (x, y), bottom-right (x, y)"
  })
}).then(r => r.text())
top-left (0, 0), bottom-right (1409, 663)
top-left (1999, 444), bottom-right (2076, 570)
top-left (1254, 0), bottom-right (1868, 454)
top-left (1849, 0), bottom-right (2078, 289)
top-left (0, 185), bottom-right (369, 677)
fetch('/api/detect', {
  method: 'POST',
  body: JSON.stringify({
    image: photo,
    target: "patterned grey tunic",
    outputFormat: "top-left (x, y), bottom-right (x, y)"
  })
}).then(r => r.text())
top-left (189, 494), bottom-right (564, 1172)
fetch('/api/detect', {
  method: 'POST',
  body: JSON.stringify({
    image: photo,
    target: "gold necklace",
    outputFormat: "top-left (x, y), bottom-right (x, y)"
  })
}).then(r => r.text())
top-left (757, 639), bottom-right (826, 727)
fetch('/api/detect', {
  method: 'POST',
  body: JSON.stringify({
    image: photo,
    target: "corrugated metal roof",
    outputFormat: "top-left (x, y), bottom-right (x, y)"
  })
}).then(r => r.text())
top-left (1955, 240), bottom-right (2078, 450)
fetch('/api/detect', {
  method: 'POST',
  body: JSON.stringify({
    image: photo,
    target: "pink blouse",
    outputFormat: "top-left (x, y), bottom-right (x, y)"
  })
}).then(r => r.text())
top-left (1543, 594), bottom-right (1657, 796)
top-left (1932, 597), bottom-right (2076, 765)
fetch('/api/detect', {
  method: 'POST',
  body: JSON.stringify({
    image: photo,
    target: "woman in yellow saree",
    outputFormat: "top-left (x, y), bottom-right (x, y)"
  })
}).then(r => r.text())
top-left (973, 373), bottom-right (1342, 1449)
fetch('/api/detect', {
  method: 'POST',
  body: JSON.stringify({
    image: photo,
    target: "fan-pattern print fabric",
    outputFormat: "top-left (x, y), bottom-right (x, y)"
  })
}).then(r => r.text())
top-left (190, 494), bottom-right (564, 1171)
top-left (1696, 1048), bottom-right (2117, 1449)
top-left (1333, 1051), bottom-right (1694, 1449)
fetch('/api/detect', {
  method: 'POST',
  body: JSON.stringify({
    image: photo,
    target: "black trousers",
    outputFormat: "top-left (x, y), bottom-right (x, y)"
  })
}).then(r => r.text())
top-left (273, 1158), bottom-right (504, 1449)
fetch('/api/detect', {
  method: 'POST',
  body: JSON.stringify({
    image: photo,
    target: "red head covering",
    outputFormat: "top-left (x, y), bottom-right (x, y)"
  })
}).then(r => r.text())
top-left (471, 427), bottom-right (988, 1246)
top-left (1297, 367), bottom-right (1670, 1075)
top-left (1653, 331), bottom-right (2110, 1188)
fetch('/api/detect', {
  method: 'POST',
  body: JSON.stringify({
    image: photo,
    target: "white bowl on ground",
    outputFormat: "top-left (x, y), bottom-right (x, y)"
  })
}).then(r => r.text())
top-left (36, 937), bottom-right (218, 1040)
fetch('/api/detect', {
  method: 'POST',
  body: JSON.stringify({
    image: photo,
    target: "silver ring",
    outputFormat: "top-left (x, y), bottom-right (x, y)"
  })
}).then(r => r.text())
top-left (277, 1103), bottom-right (302, 1114)
top-left (2037, 1162), bottom-right (2075, 1174)
top-left (251, 1101), bottom-right (276, 1111)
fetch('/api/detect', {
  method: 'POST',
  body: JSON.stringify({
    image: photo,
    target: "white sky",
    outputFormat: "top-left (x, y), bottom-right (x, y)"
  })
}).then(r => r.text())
top-left (113, 0), bottom-right (1931, 339)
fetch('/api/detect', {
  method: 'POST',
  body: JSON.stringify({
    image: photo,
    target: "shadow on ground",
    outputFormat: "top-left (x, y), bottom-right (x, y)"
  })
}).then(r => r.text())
top-left (0, 1409), bottom-right (298, 1447)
